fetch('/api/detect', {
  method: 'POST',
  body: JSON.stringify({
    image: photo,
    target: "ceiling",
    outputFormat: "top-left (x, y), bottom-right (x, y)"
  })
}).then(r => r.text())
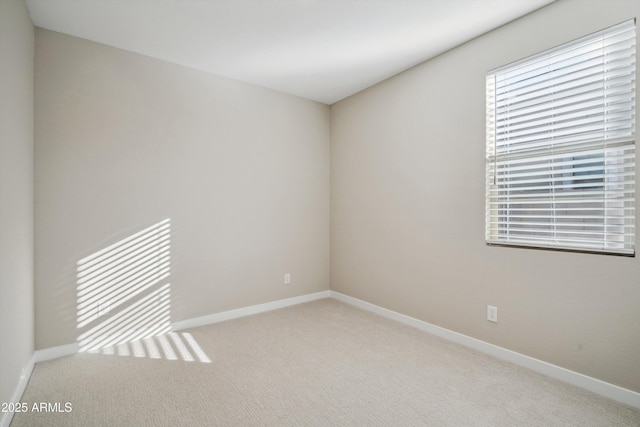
top-left (26, 0), bottom-right (555, 105)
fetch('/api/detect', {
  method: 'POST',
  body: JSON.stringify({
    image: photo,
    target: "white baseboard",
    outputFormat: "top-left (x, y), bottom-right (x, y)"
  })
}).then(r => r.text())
top-left (34, 342), bottom-right (79, 363)
top-left (329, 290), bottom-right (640, 410)
top-left (0, 354), bottom-right (36, 427)
top-left (15, 289), bottom-right (638, 413)
top-left (29, 291), bottom-right (331, 364)
top-left (172, 290), bottom-right (330, 331)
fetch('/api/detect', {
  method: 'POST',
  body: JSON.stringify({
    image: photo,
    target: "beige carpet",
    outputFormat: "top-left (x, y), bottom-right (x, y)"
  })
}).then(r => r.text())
top-left (11, 298), bottom-right (640, 426)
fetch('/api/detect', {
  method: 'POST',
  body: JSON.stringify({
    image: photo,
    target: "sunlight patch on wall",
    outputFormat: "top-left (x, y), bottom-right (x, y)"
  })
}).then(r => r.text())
top-left (77, 219), bottom-right (172, 352)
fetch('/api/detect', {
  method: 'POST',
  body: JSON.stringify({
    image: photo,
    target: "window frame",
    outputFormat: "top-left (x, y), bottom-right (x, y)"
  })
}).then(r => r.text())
top-left (485, 19), bottom-right (636, 256)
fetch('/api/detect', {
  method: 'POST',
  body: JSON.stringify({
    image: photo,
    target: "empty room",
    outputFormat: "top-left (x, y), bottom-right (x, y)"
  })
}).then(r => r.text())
top-left (2, 0), bottom-right (640, 425)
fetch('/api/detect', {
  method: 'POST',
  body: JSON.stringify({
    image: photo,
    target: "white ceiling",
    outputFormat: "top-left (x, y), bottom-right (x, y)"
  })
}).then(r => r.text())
top-left (26, 0), bottom-right (555, 105)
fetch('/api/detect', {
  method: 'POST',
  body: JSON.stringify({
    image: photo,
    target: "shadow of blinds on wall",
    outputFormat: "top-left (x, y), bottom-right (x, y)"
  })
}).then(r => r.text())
top-left (76, 219), bottom-right (172, 352)
top-left (486, 19), bottom-right (636, 255)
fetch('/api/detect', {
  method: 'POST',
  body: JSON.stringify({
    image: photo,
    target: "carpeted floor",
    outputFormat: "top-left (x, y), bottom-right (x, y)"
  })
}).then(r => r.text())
top-left (11, 298), bottom-right (640, 426)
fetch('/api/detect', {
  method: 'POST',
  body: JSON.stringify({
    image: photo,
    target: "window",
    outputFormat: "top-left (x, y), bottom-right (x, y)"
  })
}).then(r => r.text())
top-left (486, 20), bottom-right (636, 256)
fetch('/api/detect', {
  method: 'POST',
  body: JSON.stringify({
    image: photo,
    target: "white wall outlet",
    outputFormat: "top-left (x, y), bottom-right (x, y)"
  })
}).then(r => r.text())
top-left (487, 305), bottom-right (498, 323)
top-left (284, 273), bottom-right (291, 285)
top-left (98, 301), bottom-right (111, 317)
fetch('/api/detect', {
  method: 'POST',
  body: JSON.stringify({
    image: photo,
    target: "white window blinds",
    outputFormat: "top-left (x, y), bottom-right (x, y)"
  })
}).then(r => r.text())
top-left (486, 20), bottom-right (636, 255)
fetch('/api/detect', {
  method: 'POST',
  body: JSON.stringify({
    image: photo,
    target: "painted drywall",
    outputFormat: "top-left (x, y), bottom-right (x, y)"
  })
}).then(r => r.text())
top-left (0, 0), bottom-right (35, 409)
top-left (331, 0), bottom-right (640, 392)
top-left (35, 29), bottom-right (330, 350)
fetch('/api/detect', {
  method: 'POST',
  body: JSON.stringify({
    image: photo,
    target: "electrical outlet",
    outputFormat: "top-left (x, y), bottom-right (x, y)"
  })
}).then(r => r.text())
top-left (284, 273), bottom-right (291, 285)
top-left (98, 301), bottom-right (111, 317)
top-left (487, 305), bottom-right (498, 323)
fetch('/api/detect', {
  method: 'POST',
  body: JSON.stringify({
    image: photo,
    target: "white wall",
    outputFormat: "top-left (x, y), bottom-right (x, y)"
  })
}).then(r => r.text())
top-left (0, 0), bottom-right (35, 410)
top-left (331, 0), bottom-right (640, 392)
top-left (35, 29), bottom-right (330, 349)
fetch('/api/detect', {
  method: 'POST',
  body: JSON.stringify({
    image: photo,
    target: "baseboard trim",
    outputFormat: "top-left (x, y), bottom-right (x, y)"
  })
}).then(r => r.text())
top-left (20, 290), bottom-right (638, 411)
top-left (34, 342), bottom-right (79, 363)
top-left (32, 291), bottom-right (331, 363)
top-left (172, 290), bottom-right (331, 331)
top-left (329, 290), bottom-right (640, 409)
top-left (0, 354), bottom-right (36, 427)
